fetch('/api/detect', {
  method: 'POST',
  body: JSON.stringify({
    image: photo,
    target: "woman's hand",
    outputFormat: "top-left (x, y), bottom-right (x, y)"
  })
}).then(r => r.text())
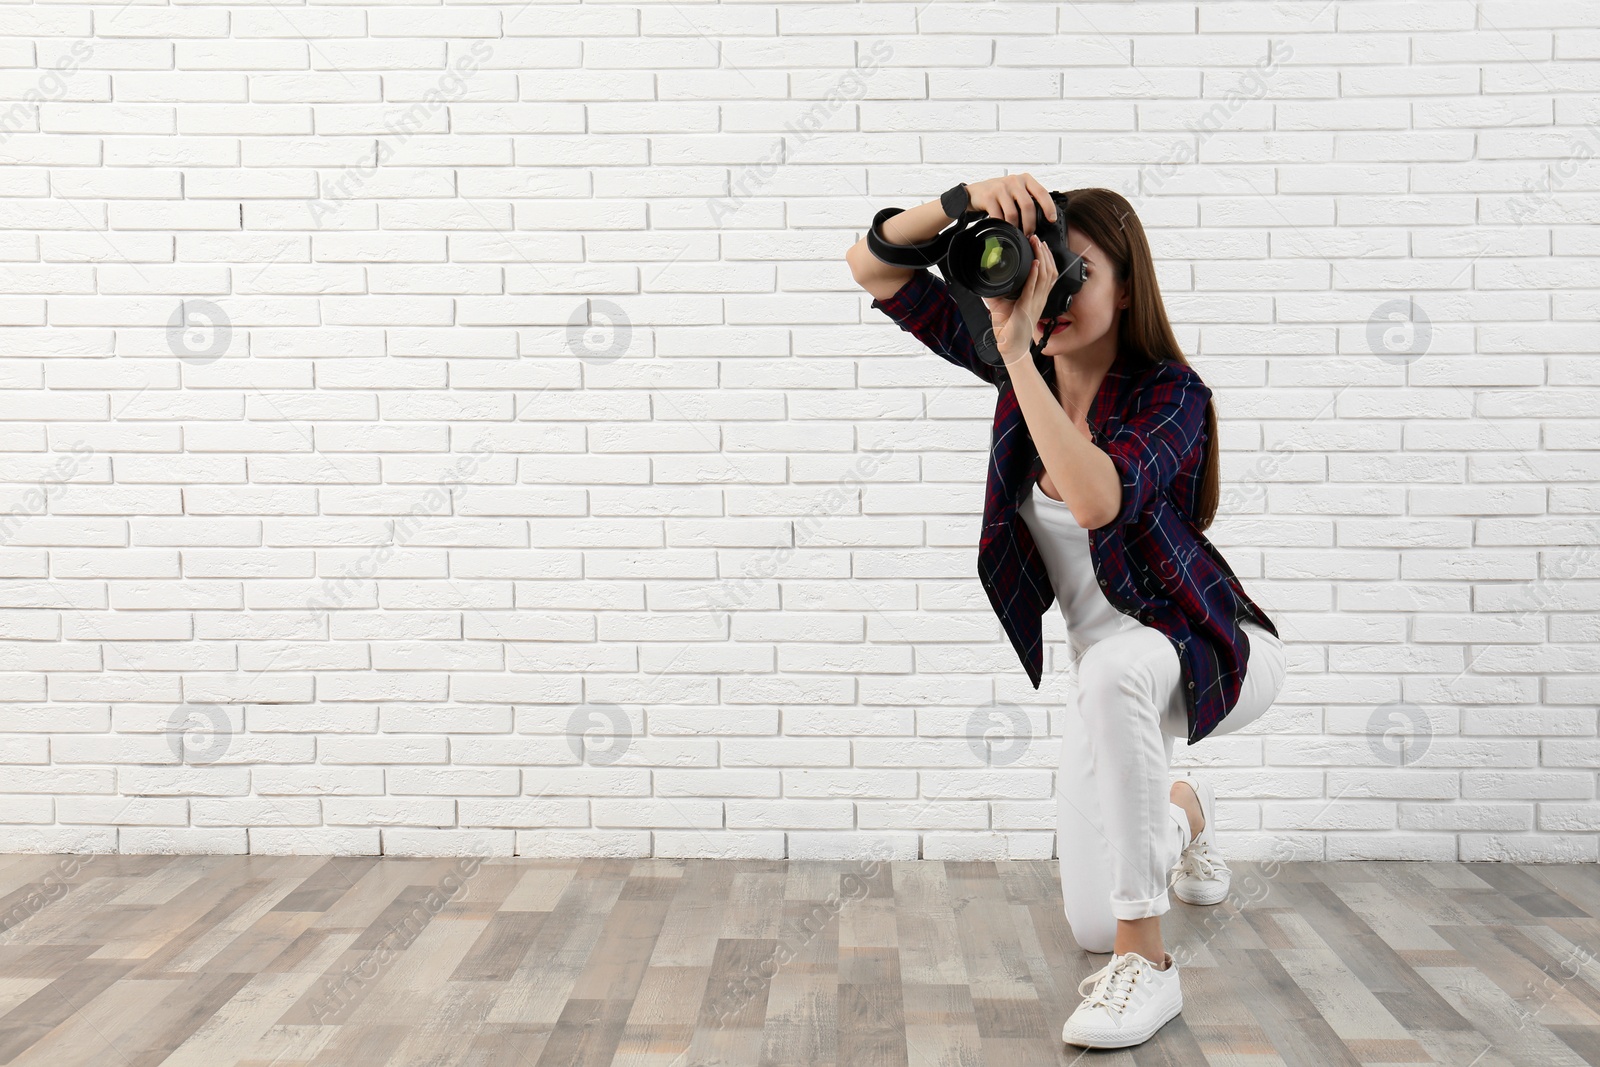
top-left (983, 232), bottom-right (1059, 368)
top-left (964, 173), bottom-right (1058, 236)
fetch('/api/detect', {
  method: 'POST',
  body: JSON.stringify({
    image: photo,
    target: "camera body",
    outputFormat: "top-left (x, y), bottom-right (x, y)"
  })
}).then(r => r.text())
top-left (866, 189), bottom-right (1088, 368)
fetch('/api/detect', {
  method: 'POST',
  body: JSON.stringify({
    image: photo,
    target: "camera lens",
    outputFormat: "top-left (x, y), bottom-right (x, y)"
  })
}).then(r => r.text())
top-left (947, 218), bottom-right (1035, 297)
top-left (977, 234), bottom-right (1018, 286)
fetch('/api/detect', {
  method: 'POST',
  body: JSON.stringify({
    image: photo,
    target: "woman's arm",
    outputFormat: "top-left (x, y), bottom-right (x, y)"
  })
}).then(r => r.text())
top-left (1008, 360), bottom-right (1123, 529)
top-left (984, 232), bottom-right (1122, 529)
top-left (844, 196), bottom-right (949, 302)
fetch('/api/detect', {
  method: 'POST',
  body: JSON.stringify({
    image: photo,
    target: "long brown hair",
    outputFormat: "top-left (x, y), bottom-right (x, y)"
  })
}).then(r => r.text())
top-left (1060, 187), bottom-right (1221, 531)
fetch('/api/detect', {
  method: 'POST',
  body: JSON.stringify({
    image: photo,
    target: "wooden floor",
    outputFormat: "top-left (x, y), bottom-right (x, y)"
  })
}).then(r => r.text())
top-left (1, 854), bottom-right (1598, 1066)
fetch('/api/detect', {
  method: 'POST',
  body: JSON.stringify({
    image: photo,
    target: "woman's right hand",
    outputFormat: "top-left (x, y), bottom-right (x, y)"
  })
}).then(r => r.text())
top-left (963, 174), bottom-right (1059, 235)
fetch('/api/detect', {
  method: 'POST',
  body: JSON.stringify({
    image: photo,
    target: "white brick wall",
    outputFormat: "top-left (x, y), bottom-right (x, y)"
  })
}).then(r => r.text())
top-left (1, 0), bottom-right (1597, 862)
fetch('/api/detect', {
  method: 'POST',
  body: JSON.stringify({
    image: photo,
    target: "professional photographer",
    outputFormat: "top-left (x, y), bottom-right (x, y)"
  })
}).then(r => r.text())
top-left (846, 175), bottom-right (1288, 1051)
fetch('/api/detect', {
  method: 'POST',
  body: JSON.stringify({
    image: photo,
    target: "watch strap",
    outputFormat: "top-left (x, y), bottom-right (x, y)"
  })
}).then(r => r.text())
top-left (940, 182), bottom-right (970, 220)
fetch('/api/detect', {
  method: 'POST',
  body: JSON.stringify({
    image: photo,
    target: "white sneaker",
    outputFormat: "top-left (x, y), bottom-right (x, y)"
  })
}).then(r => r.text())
top-left (1170, 771), bottom-right (1231, 906)
top-left (1061, 949), bottom-right (1182, 1048)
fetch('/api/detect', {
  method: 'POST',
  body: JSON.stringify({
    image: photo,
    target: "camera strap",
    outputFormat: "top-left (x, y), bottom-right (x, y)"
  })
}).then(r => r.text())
top-left (867, 206), bottom-right (1011, 369)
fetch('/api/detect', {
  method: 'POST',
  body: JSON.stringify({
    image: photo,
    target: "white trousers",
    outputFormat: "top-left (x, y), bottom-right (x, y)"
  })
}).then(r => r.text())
top-left (1055, 619), bottom-right (1287, 954)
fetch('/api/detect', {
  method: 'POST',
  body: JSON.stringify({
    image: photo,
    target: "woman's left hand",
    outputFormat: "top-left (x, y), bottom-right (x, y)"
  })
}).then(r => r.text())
top-left (982, 233), bottom-right (1058, 368)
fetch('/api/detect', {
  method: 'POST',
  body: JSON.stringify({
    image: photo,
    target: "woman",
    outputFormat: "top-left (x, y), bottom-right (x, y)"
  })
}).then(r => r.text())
top-left (846, 176), bottom-right (1287, 1050)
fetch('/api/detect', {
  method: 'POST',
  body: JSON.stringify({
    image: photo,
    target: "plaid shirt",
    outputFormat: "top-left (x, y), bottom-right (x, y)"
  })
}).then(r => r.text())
top-left (871, 267), bottom-right (1280, 745)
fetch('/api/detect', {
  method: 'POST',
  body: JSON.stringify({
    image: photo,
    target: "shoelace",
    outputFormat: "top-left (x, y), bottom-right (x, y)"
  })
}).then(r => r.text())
top-left (1170, 838), bottom-right (1230, 887)
top-left (1076, 953), bottom-right (1144, 1015)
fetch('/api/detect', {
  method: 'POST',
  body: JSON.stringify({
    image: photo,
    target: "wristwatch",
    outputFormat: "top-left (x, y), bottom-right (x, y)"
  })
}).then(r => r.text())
top-left (940, 182), bottom-right (970, 220)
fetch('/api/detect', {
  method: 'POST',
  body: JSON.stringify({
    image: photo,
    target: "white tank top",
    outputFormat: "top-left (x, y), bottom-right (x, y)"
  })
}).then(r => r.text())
top-left (1017, 479), bottom-right (1145, 659)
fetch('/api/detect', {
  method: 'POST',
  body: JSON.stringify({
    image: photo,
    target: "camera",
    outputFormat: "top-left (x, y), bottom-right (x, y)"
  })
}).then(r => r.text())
top-left (865, 188), bottom-right (1088, 368)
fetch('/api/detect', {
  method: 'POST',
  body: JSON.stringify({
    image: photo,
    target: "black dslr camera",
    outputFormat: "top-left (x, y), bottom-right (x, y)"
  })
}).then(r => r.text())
top-left (865, 185), bottom-right (1087, 368)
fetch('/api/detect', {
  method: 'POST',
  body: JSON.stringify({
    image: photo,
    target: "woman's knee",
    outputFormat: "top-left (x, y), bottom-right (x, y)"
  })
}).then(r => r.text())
top-left (1067, 911), bottom-right (1116, 956)
top-left (1243, 622), bottom-right (1287, 697)
top-left (1212, 623), bottom-right (1286, 736)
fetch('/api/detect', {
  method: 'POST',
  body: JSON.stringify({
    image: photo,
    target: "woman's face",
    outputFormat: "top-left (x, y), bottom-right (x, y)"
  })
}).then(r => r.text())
top-left (1031, 228), bottom-right (1127, 357)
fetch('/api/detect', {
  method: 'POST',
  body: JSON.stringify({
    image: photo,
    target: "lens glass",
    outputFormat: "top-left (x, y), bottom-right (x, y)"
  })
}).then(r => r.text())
top-left (976, 234), bottom-right (1020, 289)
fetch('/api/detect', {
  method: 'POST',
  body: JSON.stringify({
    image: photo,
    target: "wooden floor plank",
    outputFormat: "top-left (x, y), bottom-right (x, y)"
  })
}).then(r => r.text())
top-left (0, 856), bottom-right (1593, 1065)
